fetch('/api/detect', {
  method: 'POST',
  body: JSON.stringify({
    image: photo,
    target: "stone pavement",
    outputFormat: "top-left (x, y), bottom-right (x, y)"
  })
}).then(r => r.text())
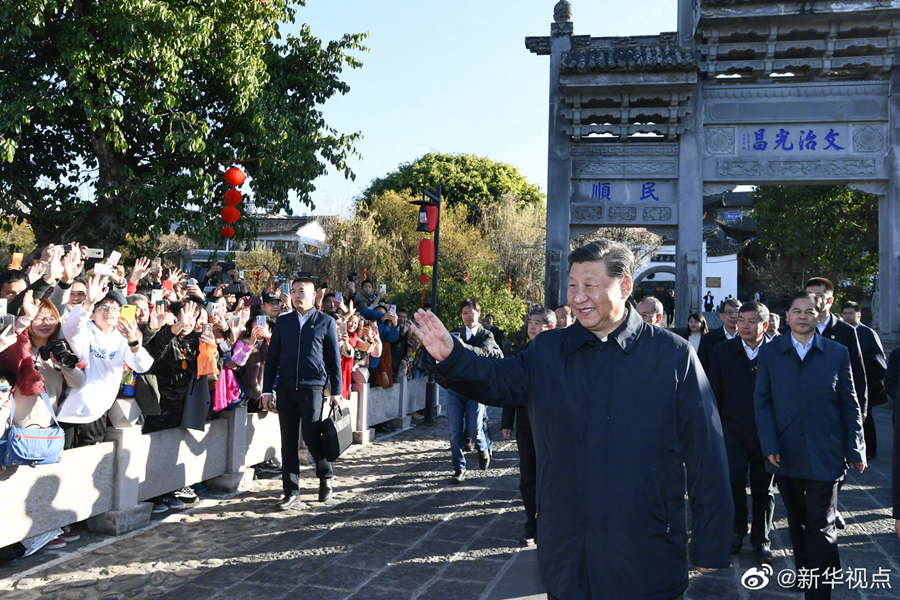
top-left (0, 404), bottom-right (897, 600)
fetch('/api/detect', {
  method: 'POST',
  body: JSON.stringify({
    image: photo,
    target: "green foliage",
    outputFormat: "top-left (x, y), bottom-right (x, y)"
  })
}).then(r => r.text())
top-left (0, 214), bottom-right (36, 266)
top-left (0, 0), bottom-right (366, 252)
top-left (389, 260), bottom-right (528, 336)
top-left (751, 186), bottom-right (878, 302)
top-left (320, 189), bottom-right (541, 332)
top-left (358, 152), bottom-right (545, 222)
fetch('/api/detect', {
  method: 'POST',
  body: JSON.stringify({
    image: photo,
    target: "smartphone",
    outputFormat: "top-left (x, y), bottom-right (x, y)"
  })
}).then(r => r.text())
top-left (379, 284), bottom-right (386, 294)
top-left (335, 292), bottom-right (342, 303)
top-left (255, 315), bottom-right (267, 329)
top-left (245, 296), bottom-right (262, 307)
top-left (0, 315), bottom-right (14, 332)
top-left (161, 280), bottom-right (174, 293)
top-left (85, 248), bottom-right (104, 259)
top-left (223, 283), bottom-right (242, 296)
top-left (281, 283), bottom-right (289, 295)
top-left (60, 244), bottom-right (74, 257)
top-left (202, 323), bottom-right (214, 338)
top-left (339, 320), bottom-right (347, 336)
top-left (0, 298), bottom-right (6, 315)
top-left (10, 253), bottom-right (23, 270)
top-left (188, 278), bottom-right (198, 287)
top-left (219, 262), bottom-right (236, 272)
top-left (155, 300), bottom-right (168, 310)
top-left (107, 250), bottom-right (122, 266)
top-left (94, 263), bottom-right (117, 277)
top-left (238, 270), bottom-right (245, 279)
top-left (210, 302), bottom-right (224, 317)
top-left (390, 304), bottom-right (396, 314)
top-left (150, 289), bottom-right (164, 303)
top-left (120, 304), bottom-right (136, 324)
top-left (0, 322), bottom-right (13, 337)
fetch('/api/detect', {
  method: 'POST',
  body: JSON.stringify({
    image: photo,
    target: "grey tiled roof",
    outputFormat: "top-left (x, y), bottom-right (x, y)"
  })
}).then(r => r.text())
top-left (254, 216), bottom-right (317, 235)
top-left (560, 44), bottom-right (697, 73)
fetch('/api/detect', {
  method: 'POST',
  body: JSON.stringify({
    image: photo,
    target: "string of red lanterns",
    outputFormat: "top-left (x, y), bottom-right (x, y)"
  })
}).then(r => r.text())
top-left (221, 166), bottom-right (246, 239)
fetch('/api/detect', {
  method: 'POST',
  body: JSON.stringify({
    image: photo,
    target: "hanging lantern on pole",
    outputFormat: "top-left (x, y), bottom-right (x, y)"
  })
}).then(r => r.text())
top-left (418, 239), bottom-right (435, 266)
top-left (221, 226), bottom-right (235, 239)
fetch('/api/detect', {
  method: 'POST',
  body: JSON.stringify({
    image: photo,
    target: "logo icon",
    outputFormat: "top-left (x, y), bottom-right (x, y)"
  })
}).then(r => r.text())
top-left (741, 565), bottom-right (773, 590)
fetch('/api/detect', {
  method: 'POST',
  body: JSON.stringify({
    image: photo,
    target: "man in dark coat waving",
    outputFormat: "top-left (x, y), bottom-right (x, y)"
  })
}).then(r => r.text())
top-left (412, 240), bottom-right (733, 600)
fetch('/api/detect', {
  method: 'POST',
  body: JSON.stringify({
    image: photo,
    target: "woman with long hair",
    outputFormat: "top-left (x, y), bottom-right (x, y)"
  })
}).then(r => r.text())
top-left (682, 312), bottom-right (709, 353)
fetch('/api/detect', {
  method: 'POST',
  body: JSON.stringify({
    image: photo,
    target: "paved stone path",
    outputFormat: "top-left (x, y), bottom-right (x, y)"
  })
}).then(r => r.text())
top-left (0, 405), bottom-right (897, 600)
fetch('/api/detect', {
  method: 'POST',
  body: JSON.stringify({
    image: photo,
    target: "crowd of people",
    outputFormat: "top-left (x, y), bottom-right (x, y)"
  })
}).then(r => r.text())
top-left (0, 244), bottom-right (426, 563)
top-left (1, 239), bottom-right (898, 600)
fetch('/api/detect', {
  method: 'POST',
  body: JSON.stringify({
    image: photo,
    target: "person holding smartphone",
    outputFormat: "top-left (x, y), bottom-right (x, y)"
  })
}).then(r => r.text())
top-left (262, 277), bottom-right (342, 509)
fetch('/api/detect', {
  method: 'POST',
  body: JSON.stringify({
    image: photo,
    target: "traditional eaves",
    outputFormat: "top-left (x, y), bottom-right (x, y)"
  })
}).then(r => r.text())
top-left (560, 44), bottom-right (697, 74)
top-left (254, 216), bottom-right (318, 235)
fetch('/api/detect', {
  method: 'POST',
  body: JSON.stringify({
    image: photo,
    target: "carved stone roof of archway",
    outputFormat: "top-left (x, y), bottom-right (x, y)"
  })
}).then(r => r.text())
top-left (560, 43), bottom-right (697, 74)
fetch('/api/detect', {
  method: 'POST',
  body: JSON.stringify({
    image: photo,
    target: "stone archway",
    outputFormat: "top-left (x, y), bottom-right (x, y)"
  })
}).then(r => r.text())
top-left (634, 265), bottom-right (675, 288)
top-left (529, 0), bottom-right (899, 341)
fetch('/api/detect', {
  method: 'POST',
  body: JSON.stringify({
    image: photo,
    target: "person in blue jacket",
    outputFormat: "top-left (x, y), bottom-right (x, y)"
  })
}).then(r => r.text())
top-left (263, 277), bottom-right (342, 510)
top-left (412, 240), bottom-right (733, 600)
top-left (754, 291), bottom-right (865, 599)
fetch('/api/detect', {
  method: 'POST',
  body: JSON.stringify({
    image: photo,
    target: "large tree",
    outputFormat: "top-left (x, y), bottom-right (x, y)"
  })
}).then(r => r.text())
top-left (750, 185), bottom-right (878, 302)
top-left (357, 152), bottom-right (545, 221)
top-left (0, 0), bottom-right (365, 253)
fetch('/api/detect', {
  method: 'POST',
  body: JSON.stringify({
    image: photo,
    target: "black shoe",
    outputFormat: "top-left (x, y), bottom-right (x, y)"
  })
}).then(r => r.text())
top-left (730, 533), bottom-right (744, 555)
top-left (450, 469), bottom-right (466, 484)
top-left (835, 513), bottom-right (846, 529)
top-left (478, 450), bottom-right (491, 470)
top-left (276, 494), bottom-right (302, 511)
top-left (318, 479), bottom-right (333, 502)
top-left (754, 545), bottom-right (773, 565)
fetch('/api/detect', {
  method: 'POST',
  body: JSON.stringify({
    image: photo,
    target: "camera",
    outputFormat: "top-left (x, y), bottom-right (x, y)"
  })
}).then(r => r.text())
top-left (39, 339), bottom-right (79, 370)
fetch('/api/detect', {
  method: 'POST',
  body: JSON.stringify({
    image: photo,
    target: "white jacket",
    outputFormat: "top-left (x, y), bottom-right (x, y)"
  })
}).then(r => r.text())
top-left (58, 304), bottom-right (154, 423)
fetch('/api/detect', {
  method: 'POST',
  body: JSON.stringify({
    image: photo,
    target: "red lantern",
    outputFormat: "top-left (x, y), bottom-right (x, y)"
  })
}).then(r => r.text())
top-left (418, 239), bottom-right (435, 266)
top-left (224, 167), bottom-right (246, 187)
top-left (224, 189), bottom-right (242, 206)
top-left (221, 226), bottom-right (235, 238)
top-left (419, 274), bottom-right (430, 285)
top-left (221, 205), bottom-right (240, 224)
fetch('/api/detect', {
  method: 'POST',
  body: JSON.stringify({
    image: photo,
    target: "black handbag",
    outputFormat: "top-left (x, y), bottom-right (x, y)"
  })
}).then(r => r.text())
top-left (321, 404), bottom-right (352, 461)
top-left (180, 375), bottom-right (211, 431)
top-left (134, 373), bottom-right (161, 416)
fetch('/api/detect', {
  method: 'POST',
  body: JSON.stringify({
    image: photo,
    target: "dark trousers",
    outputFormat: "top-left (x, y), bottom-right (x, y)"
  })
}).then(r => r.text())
top-left (516, 428), bottom-right (537, 537)
top-left (863, 413), bottom-right (877, 456)
top-left (60, 417), bottom-right (108, 450)
top-left (724, 433), bottom-right (775, 548)
top-left (776, 476), bottom-right (840, 600)
top-left (276, 386), bottom-right (332, 495)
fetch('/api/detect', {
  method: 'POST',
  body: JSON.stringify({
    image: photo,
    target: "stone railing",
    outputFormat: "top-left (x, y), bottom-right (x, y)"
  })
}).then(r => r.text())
top-left (0, 376), bottom-right (432, 548)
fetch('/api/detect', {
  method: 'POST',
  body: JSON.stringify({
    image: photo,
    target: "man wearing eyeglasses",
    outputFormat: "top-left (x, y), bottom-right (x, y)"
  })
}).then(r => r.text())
top-left (57, 274), bottom-right (153, 448)
top-left (698, 298), bottom-right (742, 372)
top-left (636, 296), bottom-right (664, 326)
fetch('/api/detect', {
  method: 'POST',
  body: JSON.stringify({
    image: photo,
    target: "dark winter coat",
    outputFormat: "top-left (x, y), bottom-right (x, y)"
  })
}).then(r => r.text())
top-left (263, 309), bottom-right (341, 394)
top-left (142, 326), bottom-right (202, 433)
top-left (429, 307), bottom-right (733, 600)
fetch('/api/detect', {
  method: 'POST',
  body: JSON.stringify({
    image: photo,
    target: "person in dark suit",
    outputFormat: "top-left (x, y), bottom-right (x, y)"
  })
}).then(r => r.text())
top-left (262, 278), bottom-right (342, 510)
top-left (412, 240), bottom-right (732, 599)
top-left (755, 291), bottom-right (865, 600)
top-left (501, 307), bottom-right (556, 547)
top-left (805, 278), bottom-right (868, 529)
top-left (445, 298), bottom-right (503, 483)
top-left (698, 298), bottom-right (741, 373)
top-left (708, 301), bottom-right (775, 565)
top-left (841, 301), bottom-right (887, 459)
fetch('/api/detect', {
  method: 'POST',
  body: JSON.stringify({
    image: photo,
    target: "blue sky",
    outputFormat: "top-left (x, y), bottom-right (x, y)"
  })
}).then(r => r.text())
top-left (288, 0), bottom-right (677, 216)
